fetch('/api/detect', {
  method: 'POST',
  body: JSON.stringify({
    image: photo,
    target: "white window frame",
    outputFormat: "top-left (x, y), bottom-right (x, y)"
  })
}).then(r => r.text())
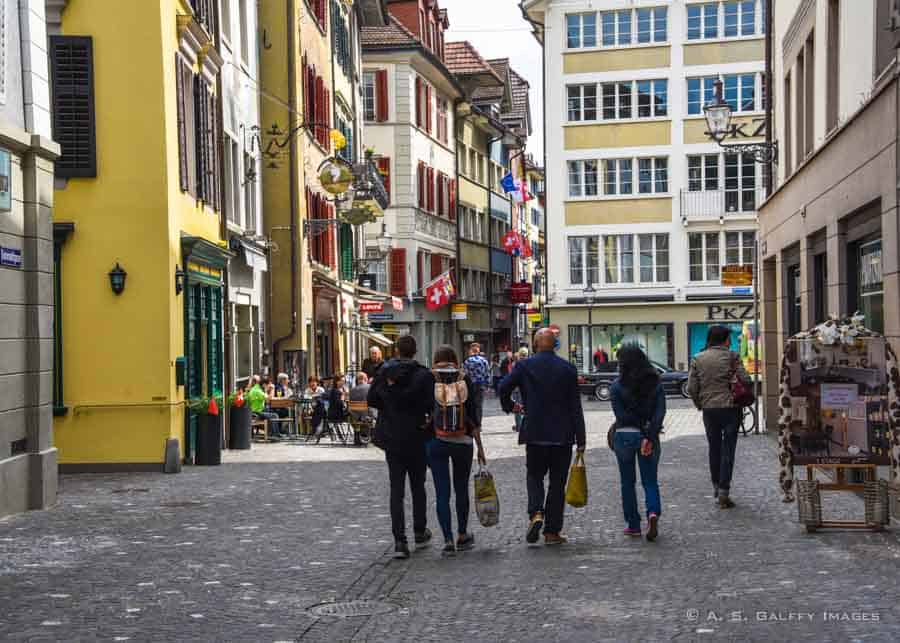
top-left (567, 160), bottom-right (598, 198)
top-left (687, 154), bottom-right (721, 191)
top-left (689, 231), bottom-right (722, 282)
top-left (567, 84), bottom-right (597, 122)
top-left (362, 71), bottom-right (377, 121)
top-left (603, 158), bottom-right (633, 196)
top-left (566, 12), bottom-right (597, 49)
top-left (687, 72), bottom-right (763, 116)
top-left (687, 0), bottom-right (765, 42)
top-left (601, 81), bottom-right (634, 120)
top-left (639, 234), bottom-right (670, 283)
top-left (724, 152), bottom-right (759, 212)
top-left (636, 157), bottom-right (669, 195)
top-left (636, 6), bottom-right (668, 44)
top-left (725, 230), bottom-right (756, 266)
top-left (603, 234), bottom-right (635, 285)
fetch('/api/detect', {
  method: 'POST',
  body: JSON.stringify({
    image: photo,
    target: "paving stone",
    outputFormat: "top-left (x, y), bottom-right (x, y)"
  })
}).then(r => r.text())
top-left (0, 398), bottom-right (898, 641)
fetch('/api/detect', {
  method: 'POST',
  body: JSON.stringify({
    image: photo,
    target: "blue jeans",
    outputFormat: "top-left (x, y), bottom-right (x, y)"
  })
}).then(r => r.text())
top-left (613, 431), bottom-right (661, 530)
top-left (426, 438), bottom-right (474, 541)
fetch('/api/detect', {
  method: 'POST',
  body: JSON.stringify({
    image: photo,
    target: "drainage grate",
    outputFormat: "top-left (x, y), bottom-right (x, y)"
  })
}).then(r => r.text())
top-left (309, 600), bottom-right (397, 618)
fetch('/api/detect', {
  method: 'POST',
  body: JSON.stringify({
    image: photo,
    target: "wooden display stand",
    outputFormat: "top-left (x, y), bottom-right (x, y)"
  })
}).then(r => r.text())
top-left (799, 463), bottom-right (888, 532)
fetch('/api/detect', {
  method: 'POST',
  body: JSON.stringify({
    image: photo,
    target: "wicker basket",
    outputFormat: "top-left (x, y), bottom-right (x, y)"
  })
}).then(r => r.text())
top-left (797, 480), bottom-right (822, 526)
top-left (864, 479), bottom-right (890, 526)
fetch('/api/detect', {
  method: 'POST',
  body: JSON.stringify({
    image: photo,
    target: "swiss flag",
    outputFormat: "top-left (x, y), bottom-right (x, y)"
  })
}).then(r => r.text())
top-left (425, 272), bottom-right (453, 311)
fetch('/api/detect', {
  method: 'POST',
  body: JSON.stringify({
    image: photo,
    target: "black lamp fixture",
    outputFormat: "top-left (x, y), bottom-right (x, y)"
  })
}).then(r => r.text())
top-left (174, 264), bottom-right (186, 295)
top-left (108, 262), bottom-right (127, 295)
top-left (703, 79), bottom-right (777, 164)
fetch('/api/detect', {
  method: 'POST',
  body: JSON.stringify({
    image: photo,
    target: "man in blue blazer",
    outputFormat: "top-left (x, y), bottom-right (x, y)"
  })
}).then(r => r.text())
top-left (499, 328), bottom-right (586, 545)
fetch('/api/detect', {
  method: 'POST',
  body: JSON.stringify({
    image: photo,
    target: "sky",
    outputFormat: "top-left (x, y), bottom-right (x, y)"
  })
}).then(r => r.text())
top-left (441, 0), bottom-right (544, 160)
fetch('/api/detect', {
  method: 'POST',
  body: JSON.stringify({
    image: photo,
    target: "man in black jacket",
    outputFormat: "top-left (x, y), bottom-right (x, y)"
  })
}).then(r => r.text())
top-left (499, 328), bottom-right (586, 545)
top-left (367, 335), bottom-right (435, 558)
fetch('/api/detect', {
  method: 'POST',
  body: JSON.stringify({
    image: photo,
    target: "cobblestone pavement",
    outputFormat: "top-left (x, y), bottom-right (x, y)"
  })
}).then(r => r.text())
top-left (2, 398), bottom-right (900, 642)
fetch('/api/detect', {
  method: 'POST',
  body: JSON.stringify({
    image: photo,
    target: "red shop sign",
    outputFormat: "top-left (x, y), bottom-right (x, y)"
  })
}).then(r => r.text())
top-left (509, 282), bottom-right (532, 304)
top-left (360, 301), bottom-right (384, 313)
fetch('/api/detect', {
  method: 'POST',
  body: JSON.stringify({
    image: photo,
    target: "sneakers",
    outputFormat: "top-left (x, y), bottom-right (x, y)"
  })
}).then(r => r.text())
top-left (526, 512), bottom-right (544, 544)
top-left (718, 494), bottom-right (736, 509)
top-left (456, 533), bottom-right (475, 551)
top-left (623, 527), bottom-right (642, 537)
top-left (414, 528), bottom-right (433, 547)
top-left (646, 513), bottom-right (659, 542)
top-left (442, 540), bottom-right (456, 556)
top-left (544, 533), bottom-right (568, 546)
top-left (394, 541), bottom-right (410, 559)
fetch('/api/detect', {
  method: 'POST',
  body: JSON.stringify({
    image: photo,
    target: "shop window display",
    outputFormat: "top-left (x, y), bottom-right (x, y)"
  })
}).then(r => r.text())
top-left (689, 320), bottom-right (759, 375)
top-left (569, 323), bottom-right (672, 371)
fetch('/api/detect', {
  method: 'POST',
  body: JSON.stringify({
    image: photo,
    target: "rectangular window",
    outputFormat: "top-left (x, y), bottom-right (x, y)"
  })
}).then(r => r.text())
top-left (724, 1), bottom-right (739, 37)
top-left (569, 237), bottom-right (585, 285)
top-left (636, 158), bottom-right (668, 194)
top-left (567, 160), bottom-right (598, 197)
top-left (703, 3), bottom-right (719, 38)
top-left (786, 264), bottom-right (802, 335)
top-left (638, 158), bottom-right (653, 194)
top-left (617, 10), bottom-right (632, 44)
top-left (724, 153), bottom-right (757, 211)
top-left (654, 157), bottom-right (668, 193)
top-left (725, 230), bottom-right (755, 265)
top-left (813, 252), bottom-right (827, 324)
top-left (654, 7), bottom-right (668, 42)
top-left (687, 154), bottom-right (720, 191)
top-left (362, 72), bottom-right (376, 121)
top-left (689, 232), bottom-right (721, 281)
top-left (639, 234), bottom-right (670, 283)
top-left (603, 159), bottom-right (633, 196)
top-left (637, 8), bottom-right (652, 43)
top-left (826, 0), bottom-right (840, 132)
top-left (600, 81), bottom-right (636, 120)
top-left (689, 74), bottom-right (760, 115)
top-left (567, 84), bottom-right (597, 121)
top-left (566, 13), bottom-right (596, 48)
top-left (603, 235), bottom-right (634, 284)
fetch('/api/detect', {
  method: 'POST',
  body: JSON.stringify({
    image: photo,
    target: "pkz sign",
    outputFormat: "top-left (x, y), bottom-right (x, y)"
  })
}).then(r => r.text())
top-left (706, 304), bottom-right (754, 321)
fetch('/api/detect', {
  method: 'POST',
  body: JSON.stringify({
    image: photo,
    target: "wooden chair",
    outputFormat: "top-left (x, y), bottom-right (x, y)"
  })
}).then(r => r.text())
top-left (347, 401), bottom-right (374, 445)
top-left (251, 418), bottom-right (268, 442)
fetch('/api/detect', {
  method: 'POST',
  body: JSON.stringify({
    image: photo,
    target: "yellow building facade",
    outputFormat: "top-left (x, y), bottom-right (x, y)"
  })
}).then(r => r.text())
top-left (51, 0), bottom-right (229, 469)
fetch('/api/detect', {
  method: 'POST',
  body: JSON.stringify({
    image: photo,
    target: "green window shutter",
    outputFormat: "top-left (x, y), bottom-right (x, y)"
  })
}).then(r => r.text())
top-left (340, 223), bottom-right (354, 281)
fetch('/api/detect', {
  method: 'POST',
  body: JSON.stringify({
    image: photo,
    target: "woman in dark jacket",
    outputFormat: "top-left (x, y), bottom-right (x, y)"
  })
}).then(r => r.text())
top-left (610, 345), bottom-right (666, 542)
top-left (427, 346), bottom-right (486, 555)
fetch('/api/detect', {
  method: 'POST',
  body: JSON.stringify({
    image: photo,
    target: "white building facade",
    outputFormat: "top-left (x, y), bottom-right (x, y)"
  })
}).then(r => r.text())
top-left (217, 0), bottom-right (266, 389)
top-left (524, 0), bottom-right (766, 372)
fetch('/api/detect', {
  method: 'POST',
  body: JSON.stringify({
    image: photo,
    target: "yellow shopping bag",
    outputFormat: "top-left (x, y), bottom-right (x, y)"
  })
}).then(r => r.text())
top-left (565, 451), bottom-right (588, 508)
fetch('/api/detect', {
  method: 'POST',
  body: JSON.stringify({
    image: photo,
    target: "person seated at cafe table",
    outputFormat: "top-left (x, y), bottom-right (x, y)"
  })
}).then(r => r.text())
top-left (271, 373), bottom-right (294, 420)
top-left (303, 376), bottom-right (325, 399)
top-left (248, 376), bottom-right (283, 439)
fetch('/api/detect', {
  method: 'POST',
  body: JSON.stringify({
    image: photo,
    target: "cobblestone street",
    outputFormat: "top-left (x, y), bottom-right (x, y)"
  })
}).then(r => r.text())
top-left (2, 398), bottom-right (900, 642)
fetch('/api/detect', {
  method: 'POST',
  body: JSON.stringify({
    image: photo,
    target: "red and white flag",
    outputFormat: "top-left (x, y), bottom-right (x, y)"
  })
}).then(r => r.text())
top-left (425, 271), bottom-right (455, 311)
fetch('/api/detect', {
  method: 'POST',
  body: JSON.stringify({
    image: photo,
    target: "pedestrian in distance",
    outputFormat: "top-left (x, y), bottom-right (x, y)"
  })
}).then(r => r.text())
top-left (367, 335), bottom-right (436, 559)
top-left (499, 328), bottom-right (586, 546)
top-left (462, 342), bottom-right (490, 427)
top-left (610, 345), bottom-right (666, 541)
top-left (362, 346), bottom-right (385, 380)
top-left (490, 354), bottom-right (502, 394)
top-left (687, 325), bottom-right (752, 509)
top-left (427, 346), bottom-right (486, 556)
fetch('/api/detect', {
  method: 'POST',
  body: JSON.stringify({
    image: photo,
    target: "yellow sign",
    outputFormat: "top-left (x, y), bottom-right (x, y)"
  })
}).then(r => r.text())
top-left (451, 304), bottom-right (468, 320)
top-left (721, 265), bottom-right (754, 287)
top-left (528, 312), bottom-right (542, 324)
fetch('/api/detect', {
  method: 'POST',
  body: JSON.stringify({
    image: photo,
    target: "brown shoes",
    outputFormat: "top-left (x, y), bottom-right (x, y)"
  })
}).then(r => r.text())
top-left (543, 532), bottom-right (568, 546)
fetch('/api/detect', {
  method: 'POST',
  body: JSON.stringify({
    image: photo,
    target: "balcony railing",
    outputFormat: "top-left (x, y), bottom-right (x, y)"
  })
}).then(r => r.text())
top-left (680, 187), bottom-right (765, 220)
top-left (353, 160), bottom-right (390, 212)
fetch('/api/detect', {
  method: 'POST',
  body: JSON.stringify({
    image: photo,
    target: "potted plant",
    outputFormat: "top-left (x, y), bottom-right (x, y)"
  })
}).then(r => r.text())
top-left (188, 393), bottom-right (223, 466)
top-left (227, 388), bottom-right (251, 450)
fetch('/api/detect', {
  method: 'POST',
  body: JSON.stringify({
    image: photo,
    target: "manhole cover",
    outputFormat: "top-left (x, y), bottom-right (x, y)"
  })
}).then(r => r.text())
top-left (310, 600), bottom-right (397, 618)
top-left (159, 501), bottom-right (205, 508)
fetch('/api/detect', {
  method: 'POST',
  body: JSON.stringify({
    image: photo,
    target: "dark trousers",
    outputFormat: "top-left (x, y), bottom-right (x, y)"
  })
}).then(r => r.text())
top-left (386, 447), bottom-right (427, 543)
top-left (703, 408), bottom-right (741, 492)
top-left (526, 444), bottom-right (572, 534)
top-left (426, 438), bottom-right (474, 541)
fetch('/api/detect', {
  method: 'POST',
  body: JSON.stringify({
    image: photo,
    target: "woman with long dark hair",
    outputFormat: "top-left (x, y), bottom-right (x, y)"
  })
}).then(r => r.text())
top-left (610, 344), bottom-right (666, 541)
top-left (427, 345), bottom-right (486, 555)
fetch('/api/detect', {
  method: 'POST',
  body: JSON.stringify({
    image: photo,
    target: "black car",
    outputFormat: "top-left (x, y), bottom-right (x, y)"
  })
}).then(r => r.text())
top-left (578, 361), bottom-right (690, 402)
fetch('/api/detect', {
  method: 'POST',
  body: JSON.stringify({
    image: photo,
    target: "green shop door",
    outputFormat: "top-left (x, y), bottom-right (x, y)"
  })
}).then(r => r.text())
top-left (185, 283), bottom-right (223, 464)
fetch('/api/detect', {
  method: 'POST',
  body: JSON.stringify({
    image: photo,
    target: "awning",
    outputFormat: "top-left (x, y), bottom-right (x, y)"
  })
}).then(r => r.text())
top-left (358, 329), bottom-right (393, 347)
top-left (230, 238), bottom-right (268, 272)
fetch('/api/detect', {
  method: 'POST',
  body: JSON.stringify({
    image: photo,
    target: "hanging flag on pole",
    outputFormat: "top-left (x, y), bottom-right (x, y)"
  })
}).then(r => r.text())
top-left (502, 229), bottom-right (523, 256)
top-left (500, 172), bottom-right (518, 194)
top-left (425, 271), bottom-right (455, 311)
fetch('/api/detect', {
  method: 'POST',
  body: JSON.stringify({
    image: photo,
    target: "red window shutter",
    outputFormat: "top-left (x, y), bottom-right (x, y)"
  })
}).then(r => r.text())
top-left (417, 250), bottom-right (424, 290)
top-left (449, 179), bottom-right (456, 220)
top-left (314, 76), bottom-right (323, 144)
top-left (377, 157), bottom-right (391, 200)
top-left (326, 204), bottom-right (336, 269)
top-left (431, 253), bottom-right (442, 279)
top-left (324, 87), bottom-right (331, 150)
top-left (425, 85), bottom-right (432, 133)
top-left (417, 162), bottom-right (425, 208)
top-left (436, 173), bottom-right (444, 216)
top-left (415, 78), bottom-right (422, 127)
top-left (375, 70), bottom-right (389, 122)
top-left (390, 248), bottom-right (407, 296)
top-left (427, 167), bottom-right (435, 212)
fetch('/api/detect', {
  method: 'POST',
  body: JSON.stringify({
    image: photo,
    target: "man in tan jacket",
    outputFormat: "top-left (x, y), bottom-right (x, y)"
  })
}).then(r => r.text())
top-left (687, 325), bottom-right (752, 508)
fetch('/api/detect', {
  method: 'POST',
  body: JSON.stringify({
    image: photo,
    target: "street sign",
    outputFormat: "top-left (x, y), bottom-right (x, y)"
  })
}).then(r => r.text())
top-left (368, 313), bottom-right (394, 322)
top-left (359, 301), bottom-right (384, 313)
top-left (721, 265), bottom-right (754, 287)
top-left (732, 286), bottom-right (752, 296)
top-left (0, 246), bottom-right (21, 268)
top-left (451, 303), bottom-right (467, 320)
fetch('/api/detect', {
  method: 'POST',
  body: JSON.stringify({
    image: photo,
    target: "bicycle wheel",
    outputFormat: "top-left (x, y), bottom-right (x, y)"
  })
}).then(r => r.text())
top-left (740, 406), bottom-right (757, 435)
